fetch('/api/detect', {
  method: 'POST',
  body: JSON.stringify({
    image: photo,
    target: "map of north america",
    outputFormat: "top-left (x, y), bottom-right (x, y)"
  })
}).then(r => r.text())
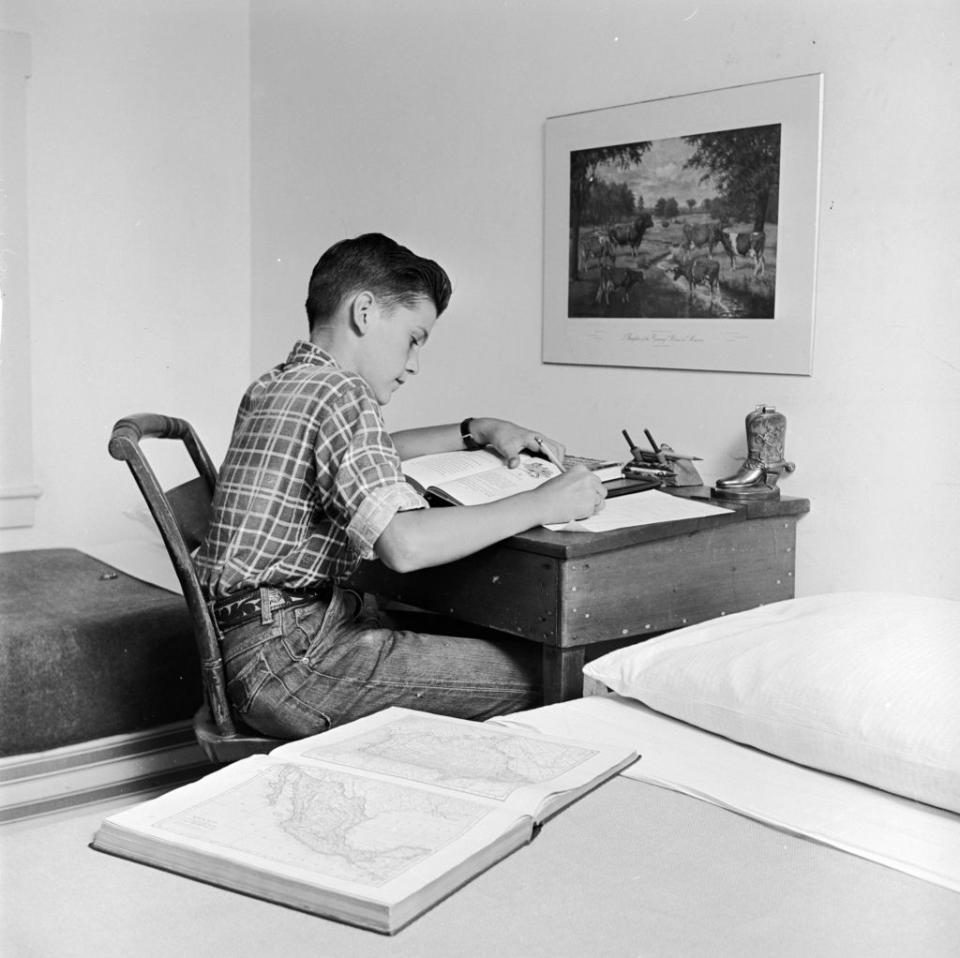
top-left (159, 763), bottom-right (491, 886)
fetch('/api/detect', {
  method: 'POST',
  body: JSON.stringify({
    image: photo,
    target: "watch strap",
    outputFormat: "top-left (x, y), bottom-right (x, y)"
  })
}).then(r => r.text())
top-left (460, 418), bottom-right (482, 450)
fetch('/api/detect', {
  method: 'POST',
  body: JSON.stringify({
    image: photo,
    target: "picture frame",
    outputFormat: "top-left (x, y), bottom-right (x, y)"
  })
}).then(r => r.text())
top-left (542, 74), bottom-right (823, 375)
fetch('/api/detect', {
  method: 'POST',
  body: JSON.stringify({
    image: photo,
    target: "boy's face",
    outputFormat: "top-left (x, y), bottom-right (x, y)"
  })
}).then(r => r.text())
top-left (359, 296), bottom-right (438, 404)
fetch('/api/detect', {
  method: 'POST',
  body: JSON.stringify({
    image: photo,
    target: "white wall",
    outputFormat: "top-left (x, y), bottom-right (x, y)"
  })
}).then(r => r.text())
top-left (250, 0), bottom-right (960, 599)
top-left (0, 30), bottom-right (39, 527)
top-left (0, 0), bottom-right (252, 551)
top-left (2, 1), bottom-right (956, 600)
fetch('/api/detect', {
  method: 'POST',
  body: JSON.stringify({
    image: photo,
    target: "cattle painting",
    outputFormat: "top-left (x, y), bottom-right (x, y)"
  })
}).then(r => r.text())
top-left (565, 124), bottom-right (778, 319)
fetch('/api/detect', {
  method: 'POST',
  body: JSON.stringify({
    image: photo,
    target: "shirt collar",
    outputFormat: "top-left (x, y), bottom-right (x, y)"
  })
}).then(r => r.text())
top-left (284, 339), bottom-right (340, 370)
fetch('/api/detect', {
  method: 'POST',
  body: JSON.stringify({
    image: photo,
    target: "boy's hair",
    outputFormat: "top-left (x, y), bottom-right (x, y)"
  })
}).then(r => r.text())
top-left (305, 233), bottom-right (452, 330)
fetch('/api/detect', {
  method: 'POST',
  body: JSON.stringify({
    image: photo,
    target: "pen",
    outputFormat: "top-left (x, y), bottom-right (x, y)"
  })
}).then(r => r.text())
top-left (624, 428), bottom-right (700, 461)
top-left (644, 428), bottom-right (668, 466)
top-left (535, 436), bottom-right (565, 473)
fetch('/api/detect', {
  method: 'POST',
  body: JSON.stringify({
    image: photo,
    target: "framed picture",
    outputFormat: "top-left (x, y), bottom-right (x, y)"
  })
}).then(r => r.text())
top-left (542, 74), bottom-right (823, 375)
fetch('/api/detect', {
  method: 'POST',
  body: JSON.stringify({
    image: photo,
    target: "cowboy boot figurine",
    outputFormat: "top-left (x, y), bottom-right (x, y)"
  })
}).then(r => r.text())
top-left (713, 405), bottom-right (795, 501)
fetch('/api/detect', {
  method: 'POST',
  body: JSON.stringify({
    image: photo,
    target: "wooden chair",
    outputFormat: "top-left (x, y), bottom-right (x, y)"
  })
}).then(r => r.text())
top-left (108, 413), bottom-right (283, 763)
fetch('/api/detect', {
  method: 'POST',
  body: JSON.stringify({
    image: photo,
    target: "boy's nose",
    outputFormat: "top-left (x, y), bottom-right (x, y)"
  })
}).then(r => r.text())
top-left (406, 351), bottom-right (420, 375)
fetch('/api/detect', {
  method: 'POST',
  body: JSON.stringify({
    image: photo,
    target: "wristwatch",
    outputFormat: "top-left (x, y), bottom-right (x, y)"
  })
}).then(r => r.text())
top-left (460, 418), bottom-right (482, 451)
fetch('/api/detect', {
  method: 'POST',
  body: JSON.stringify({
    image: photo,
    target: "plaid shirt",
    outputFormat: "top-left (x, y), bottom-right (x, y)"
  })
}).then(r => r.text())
top-left (196, 341), bottom-right (426, 598)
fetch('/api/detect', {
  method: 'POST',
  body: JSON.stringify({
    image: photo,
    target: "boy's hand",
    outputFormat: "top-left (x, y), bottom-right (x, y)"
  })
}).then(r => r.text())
top-left (534, 465), bottom-right (607, 524)
top-left (473, 417), bottom-right (565, 469)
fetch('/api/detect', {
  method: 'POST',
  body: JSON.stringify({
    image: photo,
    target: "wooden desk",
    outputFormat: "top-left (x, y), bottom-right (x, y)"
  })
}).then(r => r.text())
top-left (349, 488), bottom-right (809, 703)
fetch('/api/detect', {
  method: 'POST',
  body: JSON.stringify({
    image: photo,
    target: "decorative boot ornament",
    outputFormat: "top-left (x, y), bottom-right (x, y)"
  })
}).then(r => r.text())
top-left (712, 405), bottom-right (795, 501)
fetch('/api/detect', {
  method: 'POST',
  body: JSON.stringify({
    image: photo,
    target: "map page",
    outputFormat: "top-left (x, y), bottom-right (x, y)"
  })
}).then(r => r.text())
top-left (156, 761), bottom-right (494, 888)
top-left (294, 712), bottom-right (596, 801)
top-left (270, 708), bottom-right (635, 818)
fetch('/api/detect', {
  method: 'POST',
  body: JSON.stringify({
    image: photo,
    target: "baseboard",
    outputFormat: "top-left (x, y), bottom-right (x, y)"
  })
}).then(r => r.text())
top-left (0, 722), bottom-right (215, 824)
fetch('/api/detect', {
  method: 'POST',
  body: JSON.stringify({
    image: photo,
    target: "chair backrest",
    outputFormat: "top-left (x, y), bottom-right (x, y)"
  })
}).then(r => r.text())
top-left (108, 413), bottom-right (274, 757)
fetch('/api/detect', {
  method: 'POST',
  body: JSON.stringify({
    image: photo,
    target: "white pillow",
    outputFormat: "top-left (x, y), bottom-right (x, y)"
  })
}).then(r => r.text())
top-left (583, 593), bottom-right (960, 814)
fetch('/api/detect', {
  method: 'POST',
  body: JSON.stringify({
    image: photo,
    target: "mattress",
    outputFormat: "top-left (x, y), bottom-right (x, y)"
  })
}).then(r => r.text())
top-left (492, 693), bottom-right (960, 894)
top-left (0, 548), bottom-right (200, 754)
top-left (2, 741), bottom-right (958, 957)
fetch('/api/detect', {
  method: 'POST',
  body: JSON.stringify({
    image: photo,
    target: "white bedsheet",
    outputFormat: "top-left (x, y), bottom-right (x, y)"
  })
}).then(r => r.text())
top-left (83, 536), bottom-right (182, 594)
top-left (491, 693), bottom-right (960, 894)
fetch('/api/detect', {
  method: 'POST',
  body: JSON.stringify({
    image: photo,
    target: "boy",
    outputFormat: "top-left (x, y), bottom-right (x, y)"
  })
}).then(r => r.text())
top-left (196, 233), bottom-right (605, 738)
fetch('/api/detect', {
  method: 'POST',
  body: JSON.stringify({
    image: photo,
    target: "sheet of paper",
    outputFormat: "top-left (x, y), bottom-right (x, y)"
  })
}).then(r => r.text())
top-left (545, 490), bottom-right (732, 532)
top-left (492, 695), bottom-right (960, 894)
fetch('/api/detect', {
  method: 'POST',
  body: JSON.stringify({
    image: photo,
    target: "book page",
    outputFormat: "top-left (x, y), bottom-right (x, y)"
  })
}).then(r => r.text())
top-left (94, 752), bottom-right (531, 913)
top-left (545, 489), bottom-right (732, 532)
top-left (271, 707), bottom-right (635, 814)
top-left (401, 449), bottom-right (505, 493)
top-left (434, 454), bottom-right (559, 505)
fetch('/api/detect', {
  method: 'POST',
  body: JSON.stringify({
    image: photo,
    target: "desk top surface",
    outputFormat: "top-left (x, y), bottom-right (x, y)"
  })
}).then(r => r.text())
top-left (507, 488), bottom-right (810, 559)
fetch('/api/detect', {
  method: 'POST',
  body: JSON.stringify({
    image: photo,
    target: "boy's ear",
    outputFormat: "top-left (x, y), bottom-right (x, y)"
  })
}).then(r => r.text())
top-left (349, 290), bottom-right (377, 336)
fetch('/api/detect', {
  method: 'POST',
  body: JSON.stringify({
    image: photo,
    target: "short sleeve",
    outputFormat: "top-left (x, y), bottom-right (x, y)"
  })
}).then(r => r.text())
top-left (348, 483), bottom-right (428, 558)
top-left (316, 385), bottom-right (427, 558)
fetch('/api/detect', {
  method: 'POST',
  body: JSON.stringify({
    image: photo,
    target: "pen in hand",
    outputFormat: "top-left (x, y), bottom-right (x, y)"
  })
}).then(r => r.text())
top-left (534, 436), bottom-right (565, 473)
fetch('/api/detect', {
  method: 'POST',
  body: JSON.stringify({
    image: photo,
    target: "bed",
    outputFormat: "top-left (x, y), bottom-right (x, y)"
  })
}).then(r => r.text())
top-left (2, 592), bottom-right (958, 956)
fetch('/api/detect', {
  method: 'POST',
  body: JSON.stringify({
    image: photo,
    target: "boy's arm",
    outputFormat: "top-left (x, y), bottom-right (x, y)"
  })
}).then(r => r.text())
top-left (392, 417), bottom-right (564, 468)
top-left (374, 467), bottom-right (604, 573)
top-left (390, 423), bottom-right (461, 459)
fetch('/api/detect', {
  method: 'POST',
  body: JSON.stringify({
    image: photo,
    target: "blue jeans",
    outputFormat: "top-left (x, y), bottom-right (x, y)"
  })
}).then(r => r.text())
top-left (219, 585), bottom-right (542, 738)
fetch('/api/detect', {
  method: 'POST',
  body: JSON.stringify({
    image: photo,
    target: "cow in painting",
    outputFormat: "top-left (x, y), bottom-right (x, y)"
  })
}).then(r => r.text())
top-left (719, 228), bottom-right (766, 276)
top-left (672, 256), bottom-right (720, 299)
top-left (607, 213), bottom-right (654, 257)
top-left (682, 221), bottom-right (722, 253)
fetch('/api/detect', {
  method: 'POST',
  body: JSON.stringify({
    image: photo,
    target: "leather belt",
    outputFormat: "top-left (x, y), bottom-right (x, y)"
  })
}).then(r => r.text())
top-left (211, 584), bottom-right (332, 632)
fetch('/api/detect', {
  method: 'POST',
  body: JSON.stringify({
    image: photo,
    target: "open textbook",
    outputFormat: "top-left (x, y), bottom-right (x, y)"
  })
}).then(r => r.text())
top-left (401, 449), bottom-right (624, 506)
top-left (402, 449), bottom-right (562, 505)
top-left (92, 707), bottom-right (637, 934)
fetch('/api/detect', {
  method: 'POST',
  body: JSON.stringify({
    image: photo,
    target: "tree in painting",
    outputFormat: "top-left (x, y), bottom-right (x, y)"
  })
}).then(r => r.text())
top-left (683, 124), bottom-right (780, 232)
top-left (569, 141), bottom-right (650, 280)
